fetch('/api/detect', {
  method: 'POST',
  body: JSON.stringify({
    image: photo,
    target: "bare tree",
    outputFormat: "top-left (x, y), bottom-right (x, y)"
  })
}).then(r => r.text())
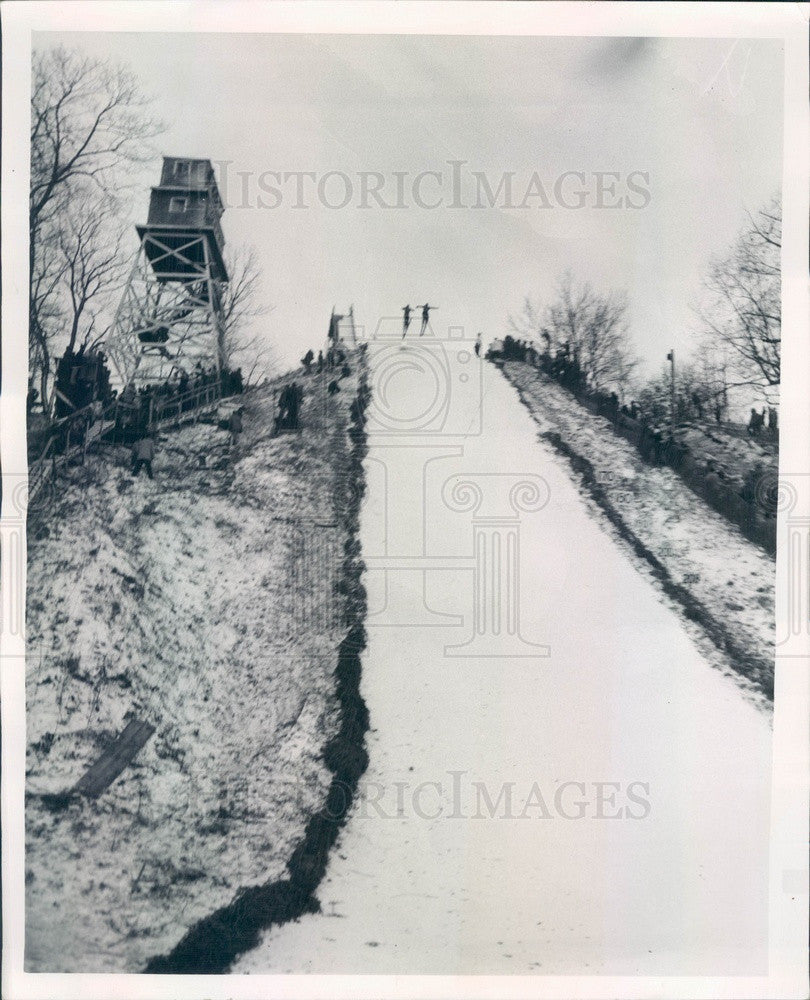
top-left (29, 45), bottom-right (162, 411)
top-left (545, 272), bottom-right (638, 394)
top-left (220, 247), bottom-right (276, 385)
top-left (29, 195), bottom-right (128, 413)
top-left (635, 359), bottom-right (729, 426)
top-left (58, 196), bottom-right (127, 354)
top-left (29, 237), bottom-right (66, 411)
top-left (692, 343), bottom-right (733, 422)
top-left (699, 194), bottom-right (781, 398)
top-left (633, 370), bottom-right (671, 425)
top-left (30, 46), bottom-right (161, 234)
top-left (507, 295), bottom-right (546, 343)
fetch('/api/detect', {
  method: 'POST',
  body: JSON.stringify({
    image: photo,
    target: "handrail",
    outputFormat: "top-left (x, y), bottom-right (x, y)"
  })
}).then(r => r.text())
top-left (27, 380), bottom-right (232, 510)
top-left (149, 381), bottom-right (222, 427)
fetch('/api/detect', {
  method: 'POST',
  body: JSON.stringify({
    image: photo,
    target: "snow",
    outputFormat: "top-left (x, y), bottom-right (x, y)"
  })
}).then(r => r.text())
top-left (234, 359), bottom-right (772, 975)
top-left (25, 368), bottom-right (359, 972)
top-left (502, 360), bottom-right (775, 701)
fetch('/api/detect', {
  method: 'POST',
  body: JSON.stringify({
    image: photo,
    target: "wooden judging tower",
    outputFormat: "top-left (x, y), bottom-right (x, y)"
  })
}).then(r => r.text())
top-left (106, 157), bottom-right (229, 385)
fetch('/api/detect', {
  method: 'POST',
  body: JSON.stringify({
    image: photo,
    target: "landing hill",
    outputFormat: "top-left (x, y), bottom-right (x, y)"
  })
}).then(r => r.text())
top-left (500, 359), bottom-right (775, 702)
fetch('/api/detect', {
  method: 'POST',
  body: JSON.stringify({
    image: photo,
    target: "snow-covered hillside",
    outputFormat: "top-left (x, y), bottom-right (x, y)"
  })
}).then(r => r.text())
top-left (25, 363), bottom-right (363, 972)
top-left (234, 354), bottom-right (772, 976)
top-left (502, 360), bottom-right (775, 701)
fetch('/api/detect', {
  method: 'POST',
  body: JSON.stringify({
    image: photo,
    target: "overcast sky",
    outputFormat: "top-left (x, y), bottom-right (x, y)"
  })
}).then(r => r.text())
top-left (38, 31), bottom-right (783, 375)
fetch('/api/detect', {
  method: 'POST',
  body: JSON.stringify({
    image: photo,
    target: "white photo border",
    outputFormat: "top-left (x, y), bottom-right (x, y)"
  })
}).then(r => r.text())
top-left (2, 3), bottom-right (808, 998)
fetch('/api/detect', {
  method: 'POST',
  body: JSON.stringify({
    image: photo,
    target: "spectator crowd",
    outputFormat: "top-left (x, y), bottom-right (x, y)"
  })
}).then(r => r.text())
top-left (489, 334), bottom-right (778, 553)
top-left (29, 345), bottom-right (246, 468)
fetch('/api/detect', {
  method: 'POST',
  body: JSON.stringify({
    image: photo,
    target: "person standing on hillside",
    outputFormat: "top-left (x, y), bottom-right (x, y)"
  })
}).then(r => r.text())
top-left (228, 409), bottom-right (243, 453)
top-left (131, 434), bottom-right (156, 479)
top-left (289, 382), bottom-right (302, 428)
top-left (402, 304), bottom-right (412, 339)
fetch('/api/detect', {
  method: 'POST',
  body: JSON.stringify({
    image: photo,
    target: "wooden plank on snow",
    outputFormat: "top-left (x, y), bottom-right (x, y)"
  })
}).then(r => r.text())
top-left (74, 718), bottom-right (155, 798)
